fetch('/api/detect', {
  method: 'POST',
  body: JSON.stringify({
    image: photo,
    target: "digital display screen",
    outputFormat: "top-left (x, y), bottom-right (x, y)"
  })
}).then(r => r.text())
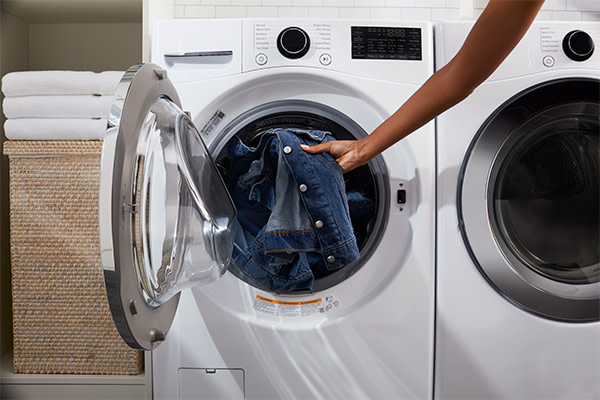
top-left (351, 26), bottom-right (422, 60)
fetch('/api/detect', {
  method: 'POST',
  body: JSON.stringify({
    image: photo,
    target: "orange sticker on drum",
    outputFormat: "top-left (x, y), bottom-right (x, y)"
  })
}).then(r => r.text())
top-left (254, 295), bottom-right (340, 317)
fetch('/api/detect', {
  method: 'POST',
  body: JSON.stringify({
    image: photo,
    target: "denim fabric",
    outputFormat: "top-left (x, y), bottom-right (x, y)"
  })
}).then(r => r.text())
top-left (346, 191), bottom-right (375, 247)
top-left (227, 128), bottom-right (359, 292)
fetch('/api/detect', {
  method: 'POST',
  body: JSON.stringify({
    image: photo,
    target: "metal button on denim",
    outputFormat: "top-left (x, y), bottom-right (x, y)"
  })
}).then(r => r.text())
top-left (315, 220), bottom-right (324, 229)
top-left (299, 184), bottom-right (308, 192)
top-left (327, 255), bottom-right (335, 263)
top-left (283, 145), bottom-right (292, 154)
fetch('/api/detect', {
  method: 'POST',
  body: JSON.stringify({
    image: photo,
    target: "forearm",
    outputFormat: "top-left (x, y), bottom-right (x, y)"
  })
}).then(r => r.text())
top-left (360, 65), bottom-right (470, 159)
top-left (357, 0), bottom-right (545, 162)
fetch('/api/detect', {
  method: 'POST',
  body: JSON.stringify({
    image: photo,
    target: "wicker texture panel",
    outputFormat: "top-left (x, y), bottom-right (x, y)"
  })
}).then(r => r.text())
top-left (4, 140), bottom-right (143, 375)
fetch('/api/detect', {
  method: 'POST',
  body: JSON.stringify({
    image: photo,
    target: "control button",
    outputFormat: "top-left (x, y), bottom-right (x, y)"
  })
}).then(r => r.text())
top-left (319, 53), bottom-right (332, 65)
top-left (326, 255), bottom-right (335, 263)
top-left (255, 53), bottom-right (268, 65)
top-left (562, 30), bottom-right (595, 61)
top-left (299, 184), bottom-right (308, 192)
top-left (277, 27), bottom-right (310, 59)
top-left (542, 55), bottom-right (555, 68)
top-left (315, 220), bottom-right (324, 229)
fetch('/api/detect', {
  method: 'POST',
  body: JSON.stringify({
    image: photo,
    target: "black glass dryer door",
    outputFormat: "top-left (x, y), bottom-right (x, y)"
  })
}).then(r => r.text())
top-left (459, 78), bottom-right (600, 322)
top-left (99, 64), bottom-right (236, 350)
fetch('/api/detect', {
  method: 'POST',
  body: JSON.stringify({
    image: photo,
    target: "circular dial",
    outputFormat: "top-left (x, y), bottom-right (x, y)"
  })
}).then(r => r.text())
top-left (277, 27), bottom-right (310, 59)
top-left (562, 30), bottom-right (595, 61)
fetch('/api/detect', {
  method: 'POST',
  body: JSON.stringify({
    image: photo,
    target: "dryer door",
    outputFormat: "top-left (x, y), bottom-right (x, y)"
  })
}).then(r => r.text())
top-left (99, 64), bottom-right (236, 350)
top-left (458, 78), bottom-right (599, 322)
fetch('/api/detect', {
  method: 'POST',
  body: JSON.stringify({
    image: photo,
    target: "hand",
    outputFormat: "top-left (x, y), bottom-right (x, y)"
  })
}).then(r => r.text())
top-left (301, 140), bottom-right (366, 174)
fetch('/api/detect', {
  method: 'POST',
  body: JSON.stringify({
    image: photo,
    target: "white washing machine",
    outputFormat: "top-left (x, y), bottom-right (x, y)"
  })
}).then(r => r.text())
top-left (435, 21), bottom-right (600, 399)
top-left (99, 19), bottom-right (436, 399)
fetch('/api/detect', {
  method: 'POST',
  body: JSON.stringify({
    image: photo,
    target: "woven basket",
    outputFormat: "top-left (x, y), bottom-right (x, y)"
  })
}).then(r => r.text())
top-left (3, 140), bottom-right (143, 375)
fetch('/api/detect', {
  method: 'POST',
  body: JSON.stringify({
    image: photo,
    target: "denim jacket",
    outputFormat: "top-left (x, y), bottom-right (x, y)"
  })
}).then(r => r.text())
top-left (227, 128), bottom-right (360, 292)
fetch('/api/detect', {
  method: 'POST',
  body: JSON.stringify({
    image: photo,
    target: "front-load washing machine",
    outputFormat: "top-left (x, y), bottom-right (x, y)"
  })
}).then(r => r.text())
top-left (435, 21), bottom-right (600, 399)
top-left (99, 19), bottom-right (436, 399)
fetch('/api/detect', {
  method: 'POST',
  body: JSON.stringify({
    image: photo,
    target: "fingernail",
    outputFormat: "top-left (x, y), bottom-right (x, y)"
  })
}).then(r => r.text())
top-left (300, 144), bottom-right (309, 150)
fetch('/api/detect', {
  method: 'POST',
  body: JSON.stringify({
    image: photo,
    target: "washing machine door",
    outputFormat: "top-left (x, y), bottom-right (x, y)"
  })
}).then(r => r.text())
top-left (99, 64), bottom-right (237, 350)
top-left (459, 78), bottom-right (599, 322)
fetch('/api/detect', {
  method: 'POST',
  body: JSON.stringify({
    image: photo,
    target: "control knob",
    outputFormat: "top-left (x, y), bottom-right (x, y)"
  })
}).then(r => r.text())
top-left (277, 27), bottom-right (310, 59)
top-left (562, 30), bottom-right (595, 61)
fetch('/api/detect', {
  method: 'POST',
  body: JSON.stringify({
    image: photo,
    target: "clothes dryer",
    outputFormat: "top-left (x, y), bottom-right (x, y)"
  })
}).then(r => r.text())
top-left (99, 19), bottom-right (436, 399)
top-left (435, 21), bottom-right (600, 399)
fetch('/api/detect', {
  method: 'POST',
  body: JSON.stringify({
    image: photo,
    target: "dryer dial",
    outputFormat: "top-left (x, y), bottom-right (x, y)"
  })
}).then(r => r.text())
top-left (277, 27), bottom-right (310, 59)
top-left (562, 30), bottom-right (595, 61)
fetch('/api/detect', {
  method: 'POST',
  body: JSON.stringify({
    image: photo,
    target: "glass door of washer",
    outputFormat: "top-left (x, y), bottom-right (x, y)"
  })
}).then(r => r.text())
top-left (459, 78), bottom-right (600, 322)
top-left (99, 64), bottom-right (236, 350)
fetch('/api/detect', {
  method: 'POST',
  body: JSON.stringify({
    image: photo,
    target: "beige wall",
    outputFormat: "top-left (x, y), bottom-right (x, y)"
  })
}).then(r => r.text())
top-left (29, 23), bottom-right (141, 71)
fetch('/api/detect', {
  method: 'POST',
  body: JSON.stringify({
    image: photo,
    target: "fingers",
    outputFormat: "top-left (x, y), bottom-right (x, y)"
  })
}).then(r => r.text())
top-left (301, 141), bottom-right (352, 159)
top-left (300, 143), bottom-right (329, 154)
top-left (301, 141), bottom-right (359, 174)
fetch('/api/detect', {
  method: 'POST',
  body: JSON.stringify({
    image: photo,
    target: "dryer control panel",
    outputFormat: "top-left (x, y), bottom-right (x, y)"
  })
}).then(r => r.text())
top-left (436, 22), bottom-right (600, 82)
top-left (535, 24), bottom-right (599, 72)
top-left (561, 29), bottom-right (595, 61)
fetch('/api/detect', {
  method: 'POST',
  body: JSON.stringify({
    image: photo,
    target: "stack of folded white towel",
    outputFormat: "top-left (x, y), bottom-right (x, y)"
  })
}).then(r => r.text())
top-left (1, 70), bottom-right (124, 140)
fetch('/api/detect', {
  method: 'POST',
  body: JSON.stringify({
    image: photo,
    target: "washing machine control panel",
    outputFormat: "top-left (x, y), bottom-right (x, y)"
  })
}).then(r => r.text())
top-left (241, 20), bottom-right (432, 84)
top-left (277, 26), bottom-right (311, 59)
top-left (151, 19), bottom-right (433, 85)
top-left (351, 26), bottom-right (422, 60)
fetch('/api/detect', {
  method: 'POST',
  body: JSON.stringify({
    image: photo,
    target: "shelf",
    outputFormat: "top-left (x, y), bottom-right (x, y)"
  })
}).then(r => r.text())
top-left (0, 353), bottom-right (151, 400)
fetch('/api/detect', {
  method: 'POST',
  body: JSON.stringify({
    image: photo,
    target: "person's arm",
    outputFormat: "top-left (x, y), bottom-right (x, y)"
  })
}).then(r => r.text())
top-left (302, 0), bottom-right (545, 173)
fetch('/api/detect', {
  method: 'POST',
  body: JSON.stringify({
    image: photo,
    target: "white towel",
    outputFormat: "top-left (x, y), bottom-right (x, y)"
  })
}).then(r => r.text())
top-left (3, 95), bottom-right (114, 119)
top-left (1, 70), bottom-right (123, 97)
top-left (4, 118), bottom-right (107, 140)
